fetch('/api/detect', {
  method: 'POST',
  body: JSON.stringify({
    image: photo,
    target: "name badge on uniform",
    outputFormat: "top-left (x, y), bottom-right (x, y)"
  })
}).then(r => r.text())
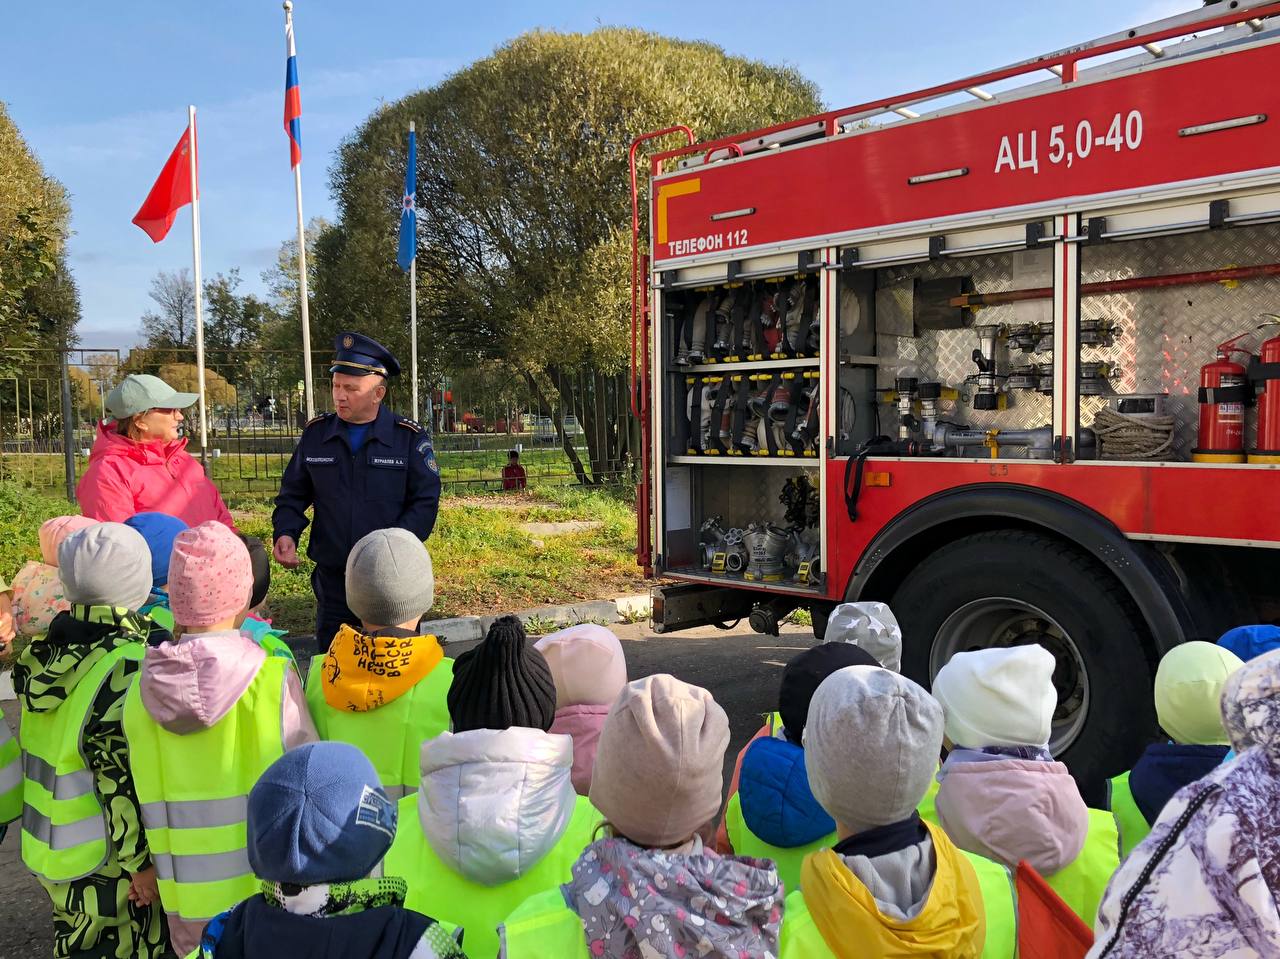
top-left (369, 455), bottom-right (407, 469)
top-left (305, 456), bottom-right (336, 465)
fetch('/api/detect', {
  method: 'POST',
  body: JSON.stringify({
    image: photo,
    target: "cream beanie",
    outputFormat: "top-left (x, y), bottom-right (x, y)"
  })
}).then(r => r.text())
top-left (589, 674), bottom-right (729, 847)
top-left (535, 624), bottom-right (628, 709)
top-left (932, 644), bottom-right (1057, 749)
top-left (1155, 641), bottom-right (1242, 745)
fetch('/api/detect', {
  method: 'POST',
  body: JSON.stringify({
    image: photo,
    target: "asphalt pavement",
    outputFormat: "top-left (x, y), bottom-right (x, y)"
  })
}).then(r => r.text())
top-left (0, 619), bottom-right (816, 957)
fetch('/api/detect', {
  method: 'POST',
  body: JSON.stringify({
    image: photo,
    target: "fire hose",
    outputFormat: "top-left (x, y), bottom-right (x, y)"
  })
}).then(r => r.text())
top-left (1092, 407), bottom-right (1176, 460)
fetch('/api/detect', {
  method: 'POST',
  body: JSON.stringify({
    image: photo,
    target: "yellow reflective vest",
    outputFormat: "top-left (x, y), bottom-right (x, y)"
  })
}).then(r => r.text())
top-left (21, 641), bottom-right (145, 883)
top-left (501, 842), bottom-right (1015, 959)
top-left (1043, 807), bottom-right (1120, 926)
top-left (123, 656), bottom-right (288, 929)
top-left (305, 652), bottom-right (453, 800)
top-left (383, 792), bottom-right (600, 959)
top-left (723, 754), bottom-right (941, 895)
top-left (1108, 770), bottom-right (1151, 859)
top-left (0, 720), bottom-right (20, 826)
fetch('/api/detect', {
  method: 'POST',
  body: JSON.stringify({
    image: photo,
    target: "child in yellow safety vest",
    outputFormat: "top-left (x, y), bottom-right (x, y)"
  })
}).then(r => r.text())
top-left (15, 523), bottom-right (169, 958)
top-left (192, 741), bottom-right (466, 959)
top-left (533, 623), bottom-right (628, 795)
top-left (501, 673), bottom-right (787, 959)
top-left (721, 642), bottom-right (880, 893)
top-left (716, 600), bottom-right (903, 854)
top-left (1107, 641), bottom-right (1243, 857)
top-left (307, 528), bottom-right (451, 799)
top-left (382, 614), bottom-right (597, 959)
top-left (123, 521), bottom-right (317, 957)
top-left (780, 665), bottom-right (990, 958)
top-left (9, 514), bottom-right (96, 638)
top-left (932, 645), bottom-right (1117, 925)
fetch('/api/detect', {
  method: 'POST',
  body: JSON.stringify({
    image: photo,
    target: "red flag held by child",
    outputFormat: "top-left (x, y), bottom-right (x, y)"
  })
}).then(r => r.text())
top-left (132, 124), bottom-right (197, 243)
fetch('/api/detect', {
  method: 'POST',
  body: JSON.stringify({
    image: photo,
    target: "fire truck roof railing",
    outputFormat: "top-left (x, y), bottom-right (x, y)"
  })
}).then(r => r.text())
top-left (652, 0), bottom-right (1280, 175)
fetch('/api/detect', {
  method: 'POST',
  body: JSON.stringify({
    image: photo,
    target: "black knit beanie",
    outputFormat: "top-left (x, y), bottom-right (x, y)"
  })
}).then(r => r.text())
top-left (778, 642), bottom-right (879, 744)
top-left (447, 615), bottom-right (557, 732)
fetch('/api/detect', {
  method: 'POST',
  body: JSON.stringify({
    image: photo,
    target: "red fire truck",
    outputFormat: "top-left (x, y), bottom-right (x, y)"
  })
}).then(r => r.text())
top-left (631, 1), bottom-right (1280, 794)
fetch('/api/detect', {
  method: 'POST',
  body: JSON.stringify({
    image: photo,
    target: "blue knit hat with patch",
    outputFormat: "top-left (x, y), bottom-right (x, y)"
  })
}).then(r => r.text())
top-left (123, 512), bottom-right (188, 588)
top-left (247, 742), bottom-right (397, 885)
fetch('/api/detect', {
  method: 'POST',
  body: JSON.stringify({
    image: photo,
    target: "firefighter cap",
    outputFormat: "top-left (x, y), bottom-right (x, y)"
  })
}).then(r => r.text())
top-left (330, 332), bottom-right (400, 378)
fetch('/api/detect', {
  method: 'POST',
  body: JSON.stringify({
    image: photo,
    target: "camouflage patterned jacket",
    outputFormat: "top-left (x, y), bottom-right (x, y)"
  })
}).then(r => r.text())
top-left (14, 605), bottom-right (154, 873)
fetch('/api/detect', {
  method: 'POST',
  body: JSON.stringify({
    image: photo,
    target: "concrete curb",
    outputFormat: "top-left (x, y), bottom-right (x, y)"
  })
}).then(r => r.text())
top-left (427, 592), bottom-right (652, 645)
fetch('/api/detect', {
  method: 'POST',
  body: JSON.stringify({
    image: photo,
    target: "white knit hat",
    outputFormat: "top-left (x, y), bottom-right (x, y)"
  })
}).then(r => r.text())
top-left (825, 601), bottom-right (903, 671)
top-left (932, 645), bottom-right (1057, 749)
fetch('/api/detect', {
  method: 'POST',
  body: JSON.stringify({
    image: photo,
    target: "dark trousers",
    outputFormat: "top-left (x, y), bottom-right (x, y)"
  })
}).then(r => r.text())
top-left (312, 565), bottom-right (360, 652)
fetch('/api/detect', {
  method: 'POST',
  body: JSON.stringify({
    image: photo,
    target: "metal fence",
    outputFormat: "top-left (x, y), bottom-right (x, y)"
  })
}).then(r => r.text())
top-left (0, 348), bottom-right (634, 501)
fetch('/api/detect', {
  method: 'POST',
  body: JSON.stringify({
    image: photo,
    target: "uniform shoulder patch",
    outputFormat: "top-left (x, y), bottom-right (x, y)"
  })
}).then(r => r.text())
top-left (416, 437), bottom-right (440, 473)
top-left (395, 417), bottom-right (422, 433)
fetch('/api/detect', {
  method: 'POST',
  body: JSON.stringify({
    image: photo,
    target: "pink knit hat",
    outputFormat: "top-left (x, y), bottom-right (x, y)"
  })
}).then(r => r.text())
top-left (169, 521), bottom-right (253, 628)
top-left (38, 515), bottom-right (97, 566)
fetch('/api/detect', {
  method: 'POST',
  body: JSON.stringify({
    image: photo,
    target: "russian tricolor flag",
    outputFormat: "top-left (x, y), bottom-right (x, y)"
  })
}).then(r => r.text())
top-left (284, 9), bottom-right (302, 168)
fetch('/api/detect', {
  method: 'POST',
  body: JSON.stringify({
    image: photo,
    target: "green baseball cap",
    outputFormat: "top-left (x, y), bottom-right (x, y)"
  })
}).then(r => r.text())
top-left (105, 374), bottom-right (200, 420)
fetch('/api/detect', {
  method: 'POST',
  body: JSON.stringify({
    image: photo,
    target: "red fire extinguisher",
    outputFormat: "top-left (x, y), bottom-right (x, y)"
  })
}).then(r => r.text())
top-left (1250, 327), bottom-right (1280, 463)
top-left (1194, 333), bottom-right (1251, 463)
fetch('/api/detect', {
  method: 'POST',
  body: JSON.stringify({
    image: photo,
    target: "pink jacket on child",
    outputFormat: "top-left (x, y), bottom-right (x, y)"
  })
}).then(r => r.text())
top-left (535, 624), bottom-right (628, 796)
top-left (77, 420), bottom-right (235, 528)
top-left (137, 628), bottom-right (316, 957)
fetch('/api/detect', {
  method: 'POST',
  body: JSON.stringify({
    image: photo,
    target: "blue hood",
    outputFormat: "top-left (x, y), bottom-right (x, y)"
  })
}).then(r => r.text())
top-left (1218, 625), bottom-right (1280, 662)
top-left (1129, 741), bottom-right (1229, 825)
top-left (738, 735), bottom-right (835, 848)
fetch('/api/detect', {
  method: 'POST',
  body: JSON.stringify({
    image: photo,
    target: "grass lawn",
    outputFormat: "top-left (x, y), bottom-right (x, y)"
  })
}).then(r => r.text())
top-left (0, 480), bottom-right (645, 637)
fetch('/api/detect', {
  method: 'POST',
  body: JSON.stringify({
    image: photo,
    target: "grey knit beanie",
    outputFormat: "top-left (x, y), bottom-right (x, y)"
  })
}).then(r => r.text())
top-left (58, 522), bottom-right (154, 612)
top-left (804, 665), bottom-right (943, 833)
top-left (447, 616), bottom-right (557, 732)
top-left (344, 528), bottom-right (434, 627)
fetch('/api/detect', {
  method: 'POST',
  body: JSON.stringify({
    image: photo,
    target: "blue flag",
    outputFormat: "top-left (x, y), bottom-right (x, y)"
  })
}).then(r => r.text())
top-left (397, 127), bottom-right (417, 272)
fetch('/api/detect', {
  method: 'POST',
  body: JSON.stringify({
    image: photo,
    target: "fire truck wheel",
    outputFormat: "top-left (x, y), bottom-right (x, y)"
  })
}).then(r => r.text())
top-left (891, 528), bottom-right (1156, 803)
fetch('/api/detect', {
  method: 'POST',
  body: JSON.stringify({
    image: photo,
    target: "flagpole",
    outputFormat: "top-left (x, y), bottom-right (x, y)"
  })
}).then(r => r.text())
top-left (409, 119), bottom-right (419, 423)
top-left (187, 105), bottom-right (209, 467)
top-left (285, 0), bottom-right (315, 421)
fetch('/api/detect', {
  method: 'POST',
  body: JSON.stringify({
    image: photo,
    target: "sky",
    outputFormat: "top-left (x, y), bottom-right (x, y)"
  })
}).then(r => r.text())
top-left (2, 0), bottom-right (1189, 351)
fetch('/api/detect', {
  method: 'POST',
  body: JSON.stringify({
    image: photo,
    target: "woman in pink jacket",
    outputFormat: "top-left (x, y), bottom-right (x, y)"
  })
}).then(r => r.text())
top-left (77, 374), bottom-right (235, 528)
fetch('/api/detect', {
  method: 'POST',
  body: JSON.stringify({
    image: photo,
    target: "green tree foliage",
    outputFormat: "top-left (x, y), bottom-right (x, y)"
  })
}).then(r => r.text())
top-left (324, 28), bottom-right (822, 482)
top-left (260, 217), bottom-right (329, 391)
top-left (0, 101), bottom-right (79, 370)
top-left (157, 363), bottom-right (236, 408)
top-left (203, 268), bottom-right (271, 378)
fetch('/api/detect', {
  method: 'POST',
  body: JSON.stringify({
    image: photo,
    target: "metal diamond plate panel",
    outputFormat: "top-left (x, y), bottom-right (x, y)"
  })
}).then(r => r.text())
top-left (697, 462), bottom-right (820, 531)
top-left (1081, 222), bottom-right (1280, 459)
top-left (875, 251), bottom-right (1056, 438)
top-left (867, 223), bottom-right (1280, 458)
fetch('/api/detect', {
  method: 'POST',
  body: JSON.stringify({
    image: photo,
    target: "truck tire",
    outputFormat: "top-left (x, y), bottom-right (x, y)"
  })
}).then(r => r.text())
top-left (890, 529), bottom-right (1157, 804)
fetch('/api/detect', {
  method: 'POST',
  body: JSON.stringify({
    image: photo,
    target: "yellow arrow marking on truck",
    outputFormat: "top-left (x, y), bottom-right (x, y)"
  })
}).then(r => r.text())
top-left (656, 178), bottom-right (701, 245)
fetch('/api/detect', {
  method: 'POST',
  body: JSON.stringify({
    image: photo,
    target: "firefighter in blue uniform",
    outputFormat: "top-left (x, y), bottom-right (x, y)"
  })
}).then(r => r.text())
top-left (272, 332), bottom-right (441, 649)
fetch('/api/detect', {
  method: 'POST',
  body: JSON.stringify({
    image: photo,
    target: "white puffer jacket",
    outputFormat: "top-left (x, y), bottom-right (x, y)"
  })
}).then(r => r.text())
top-left (417, 726), bottom-right (578, 886)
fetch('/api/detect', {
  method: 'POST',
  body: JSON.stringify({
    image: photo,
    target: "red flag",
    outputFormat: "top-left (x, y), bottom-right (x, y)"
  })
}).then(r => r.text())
top-left (132, 124), bottom-right (197, 243)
